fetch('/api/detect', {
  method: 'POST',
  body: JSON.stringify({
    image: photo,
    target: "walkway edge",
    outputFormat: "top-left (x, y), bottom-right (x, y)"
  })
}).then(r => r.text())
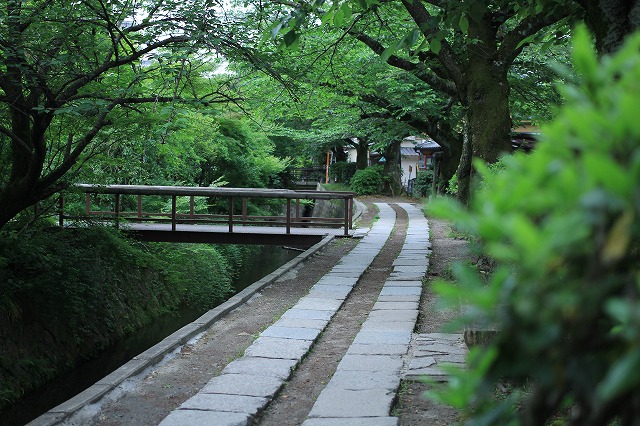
top-left (29, 235), bottom-right (336, 426)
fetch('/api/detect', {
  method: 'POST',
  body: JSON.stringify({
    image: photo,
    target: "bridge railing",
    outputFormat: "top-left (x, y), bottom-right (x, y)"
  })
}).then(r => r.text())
top-left (60, 184), bottom-right (356, 236)
top-left (289, 166), bottom-right (326, 185)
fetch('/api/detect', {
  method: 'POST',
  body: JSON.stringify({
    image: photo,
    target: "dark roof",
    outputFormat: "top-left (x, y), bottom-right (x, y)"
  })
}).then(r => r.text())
top-left (400, 147), bottom-right (419, 156)
top-left (414, 139), bottom-right (442, 152)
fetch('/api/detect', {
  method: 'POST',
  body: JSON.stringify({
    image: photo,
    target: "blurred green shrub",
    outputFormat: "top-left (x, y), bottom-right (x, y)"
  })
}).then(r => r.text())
top-left (428, 27), bottom-right (640, 424)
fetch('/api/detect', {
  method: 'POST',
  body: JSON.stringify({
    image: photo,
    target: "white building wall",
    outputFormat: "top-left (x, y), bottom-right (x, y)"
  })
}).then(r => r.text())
top-left (400, 140), bottom-right (419, 188)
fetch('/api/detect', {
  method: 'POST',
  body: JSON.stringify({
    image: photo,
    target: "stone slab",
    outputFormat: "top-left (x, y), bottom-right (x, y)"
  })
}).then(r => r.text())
top-left (302, 418), bottom-right (398, 426)
top-left (337, 354), bottom-right (404, 373)
top-left (360, 321), bottom-right (416, 333)
top-left (244, 336), bottom-right (313, 360)
top-left (179, 393), bottom-right (267, 415)
top-left (382, 280), bottom-right (423, 288)
top-left (392, 265), bottom-right (429, 273)
top-left (294, 297), bottom-right (343, 312)
top-left (415, 343), bottom-right (467, 355)
top-left (372, 301), bottom-right (419, 311)
top-left (367, 310), bottom-right (419, 323)
top-left (352, 330), bottom-right (412, 346)
top-left (315, 276), bottom-right (359, 287)
top-left (222, 357), bottom-right (298, 380)
top-left (327, 370), bottom-right (399, 391)
top-left (307, 285), bottom-right (353, 300)
top-left (376, 294), bottom-right (421, 303)
top-left (387, 273), bottom-right (425, 281)
top-left (407, 356), bottom-right (437, 369)
top-left (347, 343), bottom-right (408, 356)
top-left (282, 308), bottom-right (334, 321)
top-left (260, 325), bottom-right (320, 341)
top-left (272, 317), bottom-right (329, 330)
top-left (159, 410), bottom-right (249, 426)
top-left (201, 373), bottom-right (284, 397)
top-left (308, 388), bottom-right (396, 418)
top-left (379, 287), bottom-right (422, 297)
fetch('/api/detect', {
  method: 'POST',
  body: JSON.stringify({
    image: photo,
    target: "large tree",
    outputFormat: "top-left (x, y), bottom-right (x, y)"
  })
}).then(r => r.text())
top-left (0, 0), bottom-right (250, 229)
top-left (260, 0), bottom-right (577, 201)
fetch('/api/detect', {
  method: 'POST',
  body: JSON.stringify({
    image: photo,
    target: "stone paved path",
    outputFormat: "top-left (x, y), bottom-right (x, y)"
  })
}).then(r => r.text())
top-left (160, 203), bottom-right (398, 425)
top-left (159, 202), bottom-right (467, 426)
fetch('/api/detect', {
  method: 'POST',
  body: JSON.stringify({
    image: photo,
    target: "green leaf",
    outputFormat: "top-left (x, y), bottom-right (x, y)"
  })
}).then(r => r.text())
top-left (459, 14), bottom-right (469, 33)
top-left (597, 351), bottom-right (640, 401)
top-left (270, 21), bottom-right (284, 40)
top-left (601, 209), bottom-right (634, 264)
top-left (340, 3), bottom-right (352, 21)
top-left (283, 30), bottom-right (298, 48)
top-left (334, 9), bottom-right (344, 27)
top-left (429, 38), bottom-right (441, 54)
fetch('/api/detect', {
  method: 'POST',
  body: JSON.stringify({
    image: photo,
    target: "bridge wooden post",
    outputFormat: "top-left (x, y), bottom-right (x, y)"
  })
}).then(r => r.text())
top-left (189, 196), bottom-right (195, 219)
top-left (137, 195), bottom-right (143, 219)
top-left (85, 193), bottom-right (91, 215)
top-left (228, 197), bottom-right (234, 233)
top-left (286, 198), bottom-right (291, 234)
top-left (114, 194), bottom-right (121, 229)
top-left (171, 195), bottom-right (177, 231)
top-left (295, 198), bottom-right (300, 223)
top-left (242, 198), bottom-right (247, 222)
top-left (343, 197), bottom-right (349, 236)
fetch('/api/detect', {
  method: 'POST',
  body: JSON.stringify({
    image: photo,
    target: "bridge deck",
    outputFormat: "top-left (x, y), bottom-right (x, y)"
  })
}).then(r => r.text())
top-left (122, 222), bottom-right (354, 246)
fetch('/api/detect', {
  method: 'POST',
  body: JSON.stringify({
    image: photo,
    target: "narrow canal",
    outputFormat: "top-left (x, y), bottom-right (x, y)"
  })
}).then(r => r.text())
top-left (3, 245), bottom-right (300, 426)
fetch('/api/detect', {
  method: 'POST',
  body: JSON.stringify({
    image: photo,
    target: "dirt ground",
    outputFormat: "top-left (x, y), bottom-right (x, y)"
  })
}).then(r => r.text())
top-left (83, 196), bottom-right (469, 426)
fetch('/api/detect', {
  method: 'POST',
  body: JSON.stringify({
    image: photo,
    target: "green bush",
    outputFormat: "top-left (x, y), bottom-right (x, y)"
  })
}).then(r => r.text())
top-left (412, 170), bottom-right (433, 197)
top-left (329, 161), bottom-right (357, 184)
top-left (349, 166), bottom-right (384, 195)
top-left (0, 225), bottom-right (235, 410)
top-left (428, 28), bottom-right (640, 424)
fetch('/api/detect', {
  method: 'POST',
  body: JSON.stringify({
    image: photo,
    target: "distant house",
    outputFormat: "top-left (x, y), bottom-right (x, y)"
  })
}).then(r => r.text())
top-left (411, 136), bottom-right (442, 171)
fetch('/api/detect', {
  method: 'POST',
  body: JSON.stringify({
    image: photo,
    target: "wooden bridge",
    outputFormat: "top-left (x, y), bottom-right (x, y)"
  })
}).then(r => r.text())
top-left (60, 184), bottom-right (356, 247)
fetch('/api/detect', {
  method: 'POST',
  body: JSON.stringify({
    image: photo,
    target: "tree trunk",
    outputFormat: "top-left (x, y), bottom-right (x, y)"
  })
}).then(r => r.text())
top-left (581, 0), bottom-right (640, 54)
top-left (457, 117), bottom-right (472, 205)
top-left (464, 55), bottom-right (512, 165)
top-left (381, 139), bottom-right (402, 195)
top-left (438, 136), bottom-right (463, 193)
top-left (355, 140), bottom-right (369, 170)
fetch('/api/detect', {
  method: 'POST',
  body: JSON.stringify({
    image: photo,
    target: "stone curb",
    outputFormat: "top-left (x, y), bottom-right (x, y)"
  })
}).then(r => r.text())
top-left (28, 235), bottom-right (336, 426)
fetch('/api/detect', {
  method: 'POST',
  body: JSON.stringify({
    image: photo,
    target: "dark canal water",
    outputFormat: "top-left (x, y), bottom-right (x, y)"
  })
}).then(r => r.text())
top-left (2, 245), bottom-right (299, 426)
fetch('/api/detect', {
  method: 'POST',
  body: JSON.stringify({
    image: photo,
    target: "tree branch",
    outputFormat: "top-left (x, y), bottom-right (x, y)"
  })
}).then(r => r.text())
top-left (0, 124), bottom-right (31, 155)
top-left (348, 30), bottom-right (458, 97)
top-left (498, 8), bottom-right (572, 67)
top-left (400, 0), bottom-right (465, 87)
